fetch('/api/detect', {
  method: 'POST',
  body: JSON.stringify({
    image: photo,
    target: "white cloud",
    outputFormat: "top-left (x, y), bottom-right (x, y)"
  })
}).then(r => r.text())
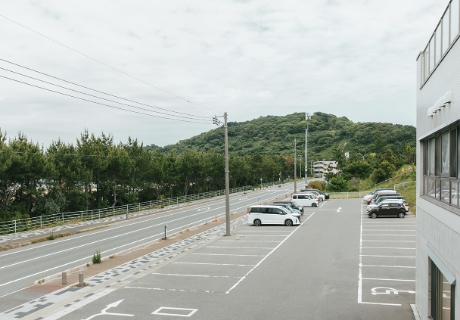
top-left (0, 0), bottom-right (449, 147)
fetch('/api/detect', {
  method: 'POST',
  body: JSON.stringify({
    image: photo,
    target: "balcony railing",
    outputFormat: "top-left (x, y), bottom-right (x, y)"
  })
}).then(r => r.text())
top-left (421, 0), bottom-right (460, 85)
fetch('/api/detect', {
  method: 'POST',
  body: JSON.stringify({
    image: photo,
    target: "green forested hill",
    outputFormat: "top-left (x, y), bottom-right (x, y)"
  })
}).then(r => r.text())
top-left (148, 112), bottom-right (415, 160)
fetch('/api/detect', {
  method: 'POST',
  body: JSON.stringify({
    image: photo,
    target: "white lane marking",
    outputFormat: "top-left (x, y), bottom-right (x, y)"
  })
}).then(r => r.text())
top-left (205, 246), bottom-right (274, 249)
top-left (152, 307), bottom-right (198, 318)
top-left (172, 262), bottom-right (254, 267)
top-left (192, 253), bottom-right (263, 257)
top-left (362, 247), bottom-right (415, 250)
top-left (226, 212), bottom-right (316, 294)
top-left (0, 210), bottom-right (233, 288)
top-left (0, 185), bottom-right (287, 259)
top-left (362, 265), bottom-right (415, 269)
top-left (361, 255), bottom-right (415, 258)
top-left (151, 273), bottom-right (239, 279)
top-left (363, 278), bottom-right (415, 282)
top-left (337, 207), bottom-right (342, 212)
top-left (371, 287), bottom-right (415, 295)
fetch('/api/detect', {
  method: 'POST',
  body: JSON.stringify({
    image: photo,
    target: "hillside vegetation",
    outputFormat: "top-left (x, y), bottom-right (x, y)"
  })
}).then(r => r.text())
top-left (148, 112), bottom-right (416, 161)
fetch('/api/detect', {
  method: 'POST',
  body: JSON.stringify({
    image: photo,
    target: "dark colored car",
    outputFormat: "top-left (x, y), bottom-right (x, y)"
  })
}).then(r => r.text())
top-left (300, 189), bottom-right (329, 199)
top-left (368, 202), bottom-right (406, 219)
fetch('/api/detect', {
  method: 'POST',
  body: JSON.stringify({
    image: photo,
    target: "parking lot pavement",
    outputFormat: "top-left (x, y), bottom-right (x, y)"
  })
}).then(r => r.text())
top-left (2, 199), bottom-right (417, 320)
top-left (359, 202), bottom-right (416, 314)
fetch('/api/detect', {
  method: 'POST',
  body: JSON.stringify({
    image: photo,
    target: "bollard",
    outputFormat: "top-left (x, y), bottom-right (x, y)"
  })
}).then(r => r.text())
top-left (79, 273), bottom-right (84, 287)
top-left (164, 225), bottom-right (168, 240)
top-left (62, 272), bottom-right (67, 285)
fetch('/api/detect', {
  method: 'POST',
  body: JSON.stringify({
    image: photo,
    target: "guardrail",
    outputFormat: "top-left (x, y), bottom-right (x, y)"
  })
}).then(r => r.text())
top-left (0, 185), bottom-right (252, 236)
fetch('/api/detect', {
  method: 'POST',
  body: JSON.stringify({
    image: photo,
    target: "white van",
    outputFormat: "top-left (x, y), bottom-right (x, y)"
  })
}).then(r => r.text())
top-left (248, 205), bottom-right (300, 226)
top-left (290, 193), bottom-right (319, 207)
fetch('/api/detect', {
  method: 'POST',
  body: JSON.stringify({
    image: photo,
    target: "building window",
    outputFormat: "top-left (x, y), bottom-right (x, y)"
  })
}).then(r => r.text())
top-left (430, 260), bottom-right (455, 320)
top-left (422, 127), bottom-right (460, 207)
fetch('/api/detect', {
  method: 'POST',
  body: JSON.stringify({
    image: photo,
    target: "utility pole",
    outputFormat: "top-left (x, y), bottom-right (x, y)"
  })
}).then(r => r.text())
top-left (305, 113), bottom-right (311, 188)
top-left (294, 138), bottom-right (297, 193)
top-left (213, 113), bottom-right (231, 236)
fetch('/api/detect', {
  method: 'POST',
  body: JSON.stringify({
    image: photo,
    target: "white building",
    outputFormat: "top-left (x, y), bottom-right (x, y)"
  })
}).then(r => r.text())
top-left (416, 1), bottom-right (460, 319)
top-left (313, 160), bottom-right (338, 178)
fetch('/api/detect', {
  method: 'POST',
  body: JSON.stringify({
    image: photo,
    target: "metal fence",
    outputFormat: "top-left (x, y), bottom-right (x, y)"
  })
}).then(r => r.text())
top-left (328, 191), bottom-right (370, 199)
top-left (0, 185), bottom-right (252, 236)
top-left (394, 181), bottom-right (415, 191)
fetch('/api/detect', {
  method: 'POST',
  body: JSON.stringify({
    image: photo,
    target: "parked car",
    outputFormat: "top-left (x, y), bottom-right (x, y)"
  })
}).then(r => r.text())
top-left (367, 190), bottom-right (397, 205)
top-left (363, 188), bottom-right (394, 202)
top-left (371, 193), bottom-right (402, 205)
top-left (368, 202), bottom-right (406, 219)
top-left (290, 193), bottom-right (319, 207)
top-left (367, 198), bottom-right (409, 213)
top-left (271, 203), bottom-right (302, 218)
top-left (272, 201), bottom-right (303, 215)
top-left (301, 189), bottom-right (329, 199)
top-left (248, 205), bottom-right (300, 226)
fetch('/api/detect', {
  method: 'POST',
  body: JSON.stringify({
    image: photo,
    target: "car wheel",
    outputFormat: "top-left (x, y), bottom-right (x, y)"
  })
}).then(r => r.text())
top-left (312, 203), bottom-right (317, 207)
top-left (398, 212), bottom-right (405, 219)
top-left (285, 219), bottom-right (293, 226)
top-left (254, 219), bottom-right (261, 226)
top-left (370, 212), bottom-right (377, 219)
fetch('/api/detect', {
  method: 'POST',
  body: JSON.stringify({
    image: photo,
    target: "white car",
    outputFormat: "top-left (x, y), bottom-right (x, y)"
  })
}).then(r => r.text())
top-left (290, 193), bottom-right (319, 207)
top-left (303, 191), bottom-right (324, 201)
top-left (248, 205), bottom-right (300, 226)
top-left (363, 193), bottom-right (374, 202)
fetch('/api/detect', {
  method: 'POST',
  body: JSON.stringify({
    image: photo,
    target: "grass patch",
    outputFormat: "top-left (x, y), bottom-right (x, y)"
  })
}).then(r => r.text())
top-left (397, 183), bottom-right (416, 215)
top-left (92, 250), bottom-right (101, 264)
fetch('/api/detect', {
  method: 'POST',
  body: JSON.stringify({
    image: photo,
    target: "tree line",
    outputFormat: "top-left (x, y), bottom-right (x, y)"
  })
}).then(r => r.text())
top-left (0, 130), bottom-right (292, 221)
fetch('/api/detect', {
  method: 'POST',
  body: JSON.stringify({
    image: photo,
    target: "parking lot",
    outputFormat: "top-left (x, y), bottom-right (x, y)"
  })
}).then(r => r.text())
top-left (359, 201), bottom-right (416, 314)
top-left (3, 198), bottom-right (417, 320)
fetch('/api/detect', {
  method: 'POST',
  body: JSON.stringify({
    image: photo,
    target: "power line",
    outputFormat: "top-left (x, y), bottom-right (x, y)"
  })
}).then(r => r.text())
top-left (0, 66), bottom-right (209, 121)
top-left (0, 75), bottom-right (211, 124)
top-left (0, 13), bottom-right (216, 112)
top-left (0, 58), bottom-right (210, 120)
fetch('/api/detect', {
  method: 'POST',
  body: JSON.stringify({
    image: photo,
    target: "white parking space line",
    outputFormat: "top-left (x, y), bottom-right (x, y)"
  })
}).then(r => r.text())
top-left (359, 202), bottom-right (416, 307)
top-left (225, 213), bottom-right (315, 294)
top-left (362, 247), bottom-right (415, 250)
top-left (362, 278), bottom-right (415, 282)
top-left (361, 255), bottom-right (415, 258)
top-left (191, 253), bottom-right (264, 257)
top-left (218, 240), bottom-right (281, 243)
top-left (205, 246), bottom-right (274, 249)
top-left (362, 234), bottom-right (415, 236)
top-left (363, 240), bottom-right (415, 242)
top-left (172, 262), bottom-right (255, 267)
top-left (362, 265), bottom-right (415, 269)
top-left (151, 273), bottom-right (240, 279)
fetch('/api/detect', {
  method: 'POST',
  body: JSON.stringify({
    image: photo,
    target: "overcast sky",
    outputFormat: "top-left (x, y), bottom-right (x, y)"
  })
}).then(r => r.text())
top-left (0, 0), bottom-right (447, 148)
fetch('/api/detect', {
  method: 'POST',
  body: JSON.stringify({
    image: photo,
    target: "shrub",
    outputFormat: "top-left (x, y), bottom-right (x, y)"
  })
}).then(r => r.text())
top-left (92, 250), bottom-right (101, 264)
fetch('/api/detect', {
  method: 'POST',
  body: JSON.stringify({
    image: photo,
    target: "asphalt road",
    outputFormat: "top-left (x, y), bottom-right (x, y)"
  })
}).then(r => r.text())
top-left (6, 197), bottom-right (416, 319)
top-left (0, 183), bottom-right (295, 304)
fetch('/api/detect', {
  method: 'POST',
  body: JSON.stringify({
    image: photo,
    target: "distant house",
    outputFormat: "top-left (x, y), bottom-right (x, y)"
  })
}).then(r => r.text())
top-left (415, 0), bottom-right (460, 318)
top-left (313, 160), bottom-right (338, 178)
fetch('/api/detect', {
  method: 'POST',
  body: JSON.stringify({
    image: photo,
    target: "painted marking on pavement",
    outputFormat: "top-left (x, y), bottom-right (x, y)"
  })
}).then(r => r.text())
top-left (152, 307), bottom-right (198, 317)
top-left (363, 278), bottom-right (415, 282)
top-left (337, 207), bottom-right (342, 212)
top-left (362, 265), bottom-right (415, 269)
top-left (82, 299), bottom-right (133, 320)
top-left (151, 273), bottom-right (240, 279)
top-left (172, 262), bottom-right (254, 267)
top-left (371, 287), bottom-right (415, 295)
top-left (225, 212), bottom-right (316, 294)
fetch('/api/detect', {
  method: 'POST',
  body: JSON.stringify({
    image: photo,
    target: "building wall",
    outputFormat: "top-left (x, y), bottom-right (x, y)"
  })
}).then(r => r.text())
top-left (416, 26), bottom-right (460, 319)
